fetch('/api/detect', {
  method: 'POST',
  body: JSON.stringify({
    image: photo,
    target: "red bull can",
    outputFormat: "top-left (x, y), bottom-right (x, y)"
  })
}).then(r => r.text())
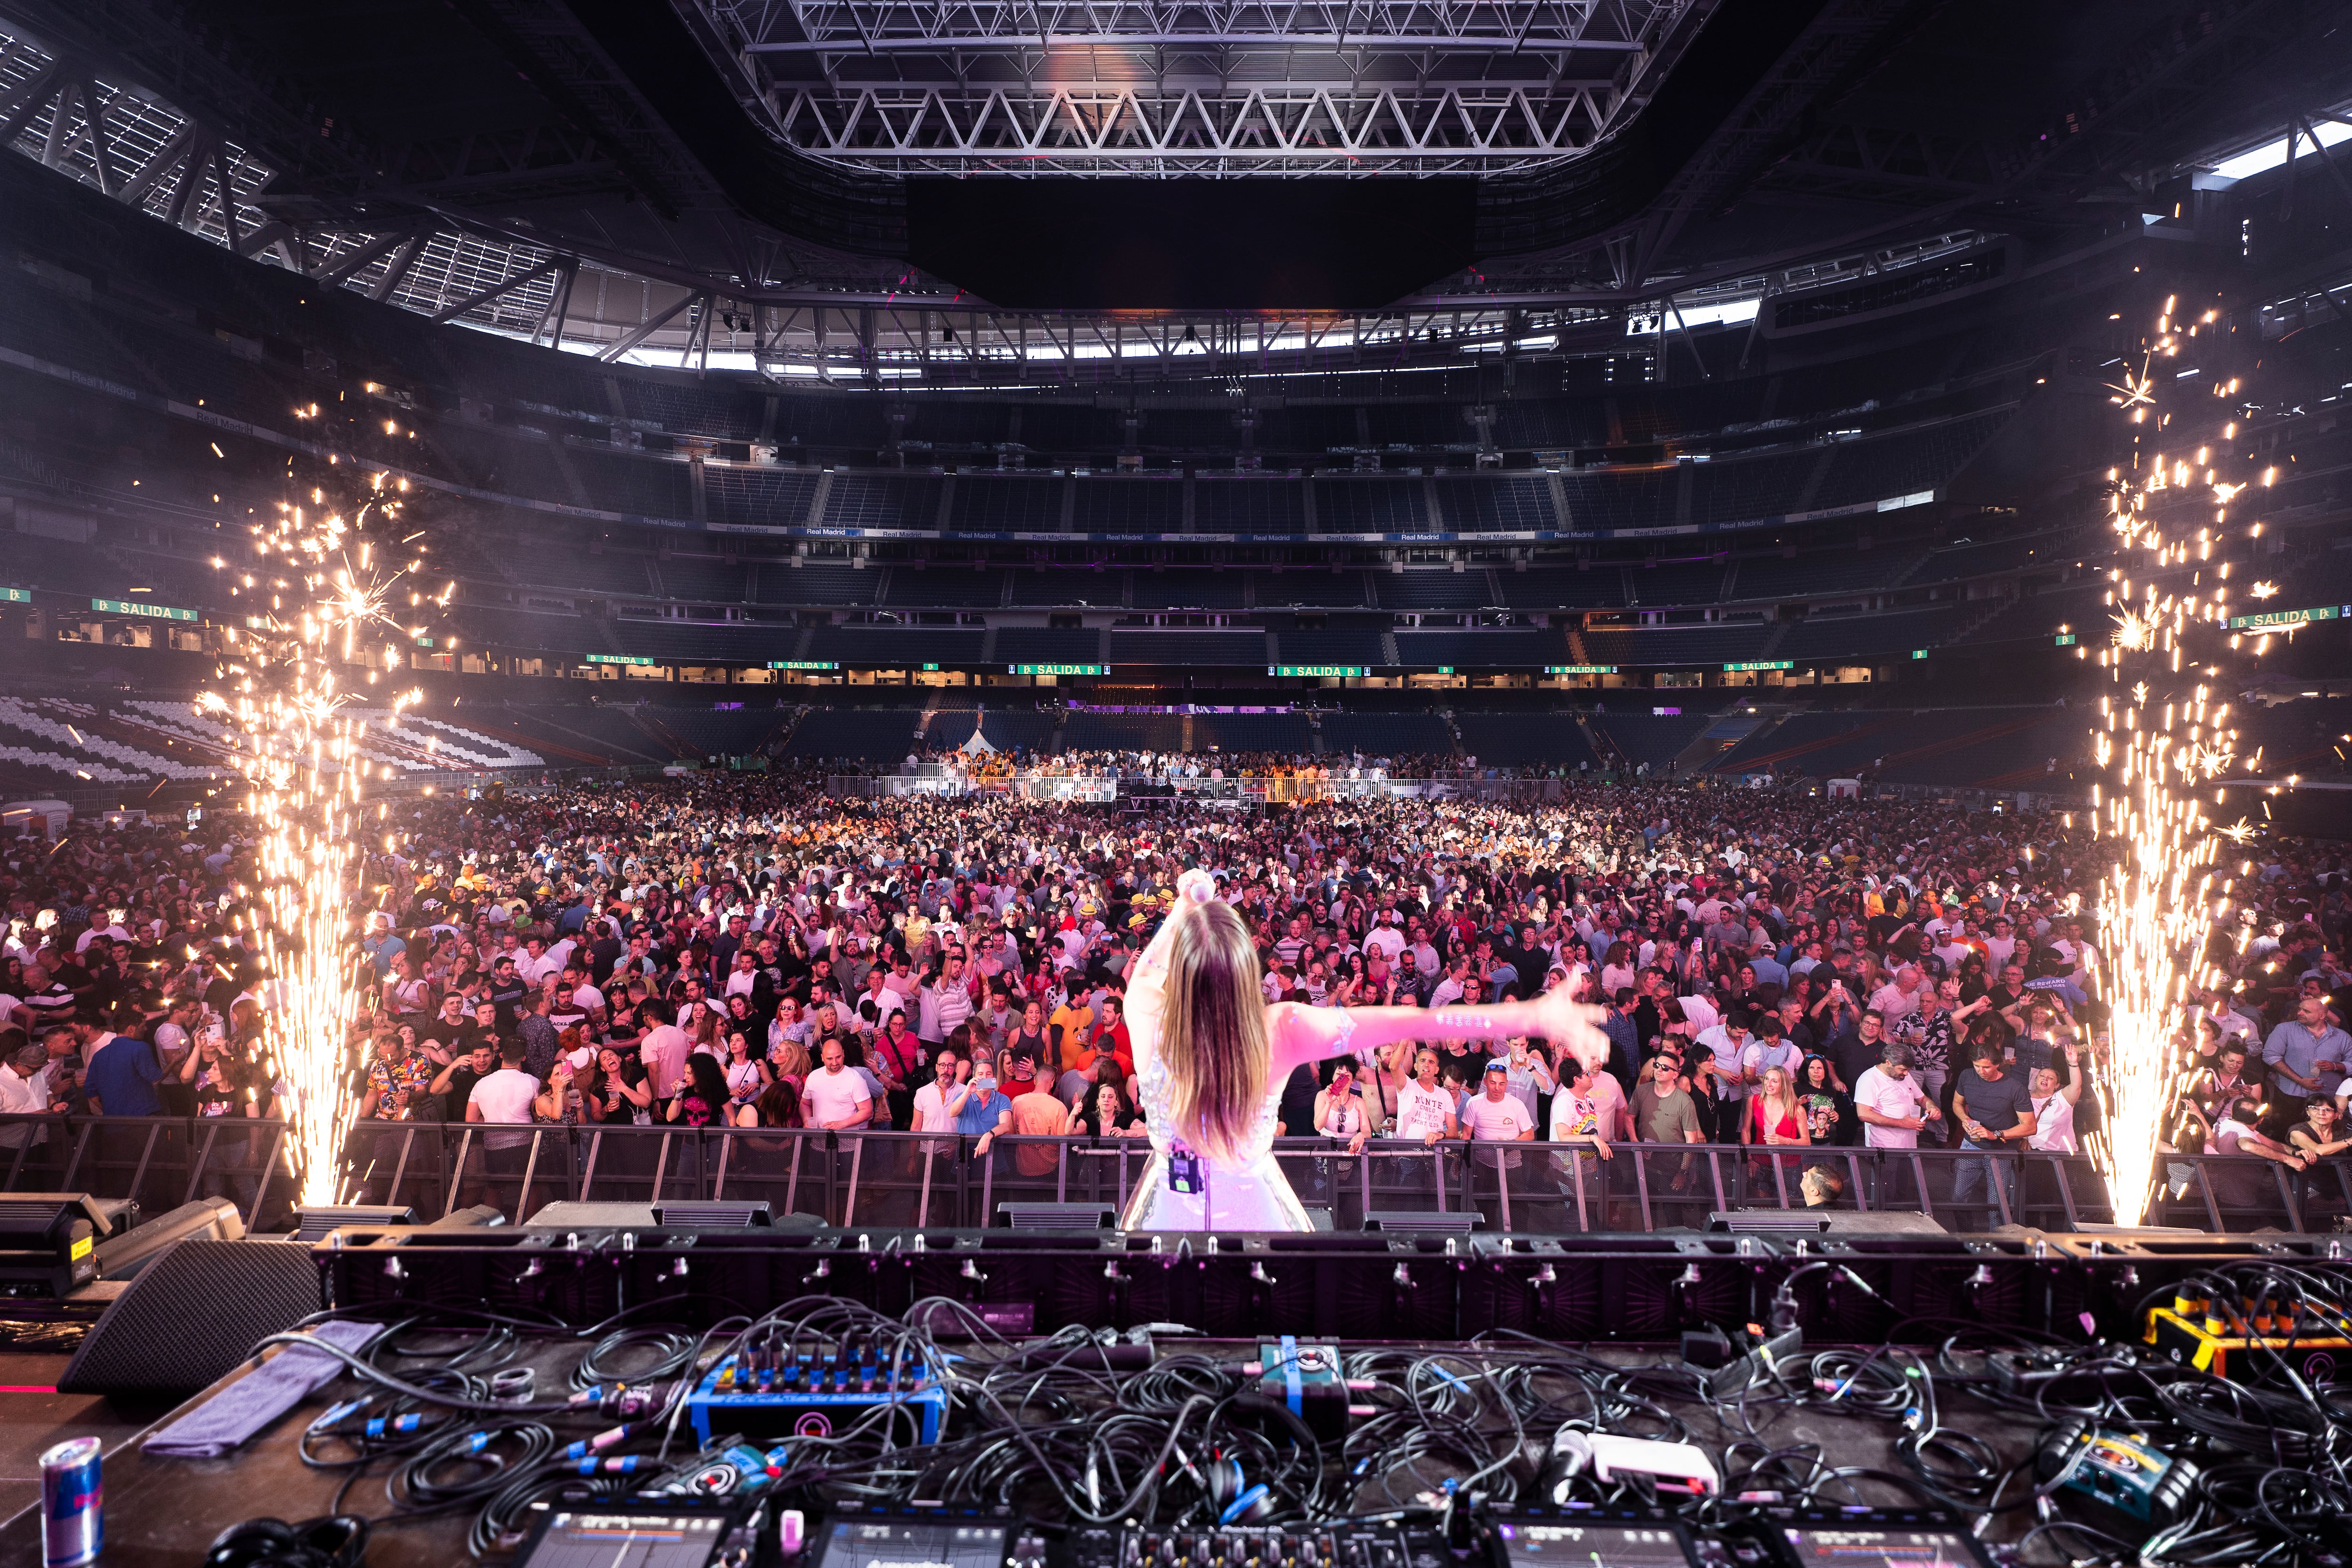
top-left (40, 1436), bottom-right (101, 1567)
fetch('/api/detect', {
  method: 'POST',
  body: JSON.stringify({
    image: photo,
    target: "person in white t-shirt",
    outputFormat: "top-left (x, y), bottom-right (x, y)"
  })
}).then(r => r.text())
top-left (2026, 1047), bottom-right (2084, 1154)
top-left (637, 1003), bottom-right (691, 1101)
top-left (1739, 1023), bottom-right (1805, 1092)
top-left (1462, 1060), bottom-right (1535, 1148)
top-left (803, 1038), bottom-right (874, 1130)
top-left (1462, 1059), bottom-right (1534, 1227)
top-left (1393, 1049), bottom-right (1457, 1145)
top-left (1550, 1062), bottom-right (1628, 1149)
top-left (910, 1043), bottom-right (962, 1156)
top-left (1852, 1043), bottom-right (1941, 1149)
top-left (462, 1040), bottom-right (542, 1210)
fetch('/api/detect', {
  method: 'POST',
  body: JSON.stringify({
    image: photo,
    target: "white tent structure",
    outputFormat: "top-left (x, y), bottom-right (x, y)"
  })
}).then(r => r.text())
top-left (959, 725), bottom-right (1000, 756)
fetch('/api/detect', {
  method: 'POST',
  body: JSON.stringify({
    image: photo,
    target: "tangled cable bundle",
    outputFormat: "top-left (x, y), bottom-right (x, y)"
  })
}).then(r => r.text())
top-left (231, 1263), bottom-right (2352, 1565)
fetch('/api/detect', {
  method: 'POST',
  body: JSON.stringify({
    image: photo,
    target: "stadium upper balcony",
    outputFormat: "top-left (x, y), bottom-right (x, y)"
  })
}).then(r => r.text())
top-left (7, 133), bottom-right (2338, 691)
top-left (0, 150), bottom-right (2052, 501)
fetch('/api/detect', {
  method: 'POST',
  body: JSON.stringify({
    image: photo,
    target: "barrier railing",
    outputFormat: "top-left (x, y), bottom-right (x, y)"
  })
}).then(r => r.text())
top-left (27, 1117), bottom-right (2336, 1235)
top-left (10, 1117), bottom-right (2259, 1236)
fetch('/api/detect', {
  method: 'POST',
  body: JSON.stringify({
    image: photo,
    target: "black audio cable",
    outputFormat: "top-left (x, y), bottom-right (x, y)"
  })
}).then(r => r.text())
top-left (391, 1420), bottom-right (560, 1514)
top-left (569, 1324), bottom-right (698, 1392)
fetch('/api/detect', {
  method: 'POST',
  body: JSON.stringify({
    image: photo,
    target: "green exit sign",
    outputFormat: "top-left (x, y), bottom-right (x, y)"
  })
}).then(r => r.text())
top-left (587, 653), bottom-right (656, 666)
top-left (767, 661), bottom-right (841, 670)
top-left (1009, 663), bottom-right (1107, 676)
top-left (2227, 604), bottom-right (2346, 631)
top-left (1723, 660), bottom-right (1793, 673)
top-left (0, 587), bottom-right (28, 604)
top-left (2053, 634), bottom-right (2077, 647)
top-left (1269, 665), bottom-right (1367, 678)
top-left (93, 597), bottom-right (198, 621)
top-left (1911, 649), bottom-right (1928, 659)
top-left (1546, 664), bottom-right (1617, 675)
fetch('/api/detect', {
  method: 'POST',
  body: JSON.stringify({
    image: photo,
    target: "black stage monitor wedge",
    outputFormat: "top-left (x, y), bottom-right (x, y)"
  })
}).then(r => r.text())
top-left (522, 1200), bottom-right (821, 1231)
top-left (1710, 1211), bottom-right (1830, 1234)
top-left (652, 1202), bottom-right (773, 1228)
top-left (906, 177), bottom-right (1479, 310)
top-left (93, 1197), bottom-right (244, 1283)
top-left (0, 1194), bottom-right (112, 1296)
top-left (57, 1237), bottom-right (320, 1395)
top-left (1364, 1211), bottom-right (1480, 1234)
top-left (289, 1203), bottom-right (414, 1242)
top-left (998, 1202), bottom-right (1119, 1230)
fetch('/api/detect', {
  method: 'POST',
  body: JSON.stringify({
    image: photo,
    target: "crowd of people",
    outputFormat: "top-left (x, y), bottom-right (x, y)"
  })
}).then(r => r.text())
top-left (1, 766), bottom-right (2347, 1225)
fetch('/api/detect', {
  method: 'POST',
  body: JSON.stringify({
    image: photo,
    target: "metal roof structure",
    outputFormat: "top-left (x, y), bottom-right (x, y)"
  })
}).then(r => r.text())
top-left (0, 0), bottom-right (2346, 385)
top-left (701, 0), bottom-right (1693, 176)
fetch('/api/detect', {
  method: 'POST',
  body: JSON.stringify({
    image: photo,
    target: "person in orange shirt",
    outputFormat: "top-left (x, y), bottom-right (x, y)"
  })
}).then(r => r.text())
top-left (1048, 990), bottom-right (1095, 1073)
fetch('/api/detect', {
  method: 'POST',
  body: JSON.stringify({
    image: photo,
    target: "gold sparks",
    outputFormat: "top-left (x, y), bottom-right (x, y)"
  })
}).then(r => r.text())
top-left (201, 470), bottom-right (427, 1208)
top-left (2088, 293), bottom-right (2283, 1227)
top-left (2105, 356), bottom-right (2157, 410)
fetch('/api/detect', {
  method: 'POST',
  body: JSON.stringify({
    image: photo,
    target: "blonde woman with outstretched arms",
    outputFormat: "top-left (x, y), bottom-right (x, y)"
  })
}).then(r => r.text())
top-left (1120, 869), bottom-right (1610, 1231)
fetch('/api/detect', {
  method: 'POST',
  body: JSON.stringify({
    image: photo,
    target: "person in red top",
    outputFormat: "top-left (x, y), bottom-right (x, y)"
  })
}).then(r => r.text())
top-left (1085, 994), bottom-right (1135, 1083)
top-left (1744, 1063), bottom-right (1812, 1194)
top-left (870, 1009), bottom-right (923, 1128)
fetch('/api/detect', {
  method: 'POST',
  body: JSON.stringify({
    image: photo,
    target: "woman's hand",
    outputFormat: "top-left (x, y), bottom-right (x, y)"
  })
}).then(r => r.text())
top-left (1534, 980), bottom-right (1610, 1074)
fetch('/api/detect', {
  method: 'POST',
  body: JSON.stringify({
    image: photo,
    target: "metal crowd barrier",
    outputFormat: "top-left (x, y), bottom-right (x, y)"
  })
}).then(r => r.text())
top-left (0, 1114), bottom-right (298, 1234)
top-left (20, 1117), bottom-right (2336, 1236)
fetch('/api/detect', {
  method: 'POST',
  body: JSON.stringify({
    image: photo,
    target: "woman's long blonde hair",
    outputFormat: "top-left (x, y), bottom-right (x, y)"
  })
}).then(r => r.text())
top-left (1160, 900), bottom-right (1270, 1163)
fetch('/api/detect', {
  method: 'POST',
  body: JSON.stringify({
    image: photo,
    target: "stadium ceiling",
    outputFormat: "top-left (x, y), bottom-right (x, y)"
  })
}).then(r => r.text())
top-left (693, 0), bottom-right (1693, 177)
top-left (0, 0), bottom-right (2349, 386)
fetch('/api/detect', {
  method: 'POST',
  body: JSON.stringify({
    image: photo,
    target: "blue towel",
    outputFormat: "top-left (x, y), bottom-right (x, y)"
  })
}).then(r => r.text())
top-left (143, 1319), bottom-right (385, 1459)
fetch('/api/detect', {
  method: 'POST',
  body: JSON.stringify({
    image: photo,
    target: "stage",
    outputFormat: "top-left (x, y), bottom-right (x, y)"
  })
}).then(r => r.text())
top-left (0, 1216), bottom-right (2343, 1566)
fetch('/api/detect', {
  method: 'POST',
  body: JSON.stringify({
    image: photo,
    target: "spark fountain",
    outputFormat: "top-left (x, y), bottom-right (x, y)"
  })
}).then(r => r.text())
top-left (2090, 293), bottom-right (2274, 1226)
top-left (200, 471), bottom-right (447, 1208)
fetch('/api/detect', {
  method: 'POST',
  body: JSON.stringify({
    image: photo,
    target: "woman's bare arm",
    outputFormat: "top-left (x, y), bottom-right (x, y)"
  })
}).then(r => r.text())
top-left (1269, 982), bottom-right (1608, 1081)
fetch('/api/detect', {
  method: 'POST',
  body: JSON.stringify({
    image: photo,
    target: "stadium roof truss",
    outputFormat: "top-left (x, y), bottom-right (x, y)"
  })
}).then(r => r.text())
top-left (700, 0), bottom-right (1693, 175)
top-left (6, 0), bottom-right (2348, 387)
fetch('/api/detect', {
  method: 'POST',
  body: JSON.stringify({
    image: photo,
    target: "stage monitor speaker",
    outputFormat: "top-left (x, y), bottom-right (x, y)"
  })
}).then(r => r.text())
top-left (652, 1202), bottom-right (772, 1228)
top-left (56, 1238), bottom-right (319, 1396)
top-left (93, 1197), bottom-right (243, 1283)
top-left (1710, 1211), bottom-right (1830, 1233)
top-left (523, 1201), bottom-right (819, 1230)
top-left (998, 1202), bottom-right (1119, 1230)
top-left (290, 1203), bottom-right (414, 1242)
top-left (1363, 1211), bottom-right (1479, 1234)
